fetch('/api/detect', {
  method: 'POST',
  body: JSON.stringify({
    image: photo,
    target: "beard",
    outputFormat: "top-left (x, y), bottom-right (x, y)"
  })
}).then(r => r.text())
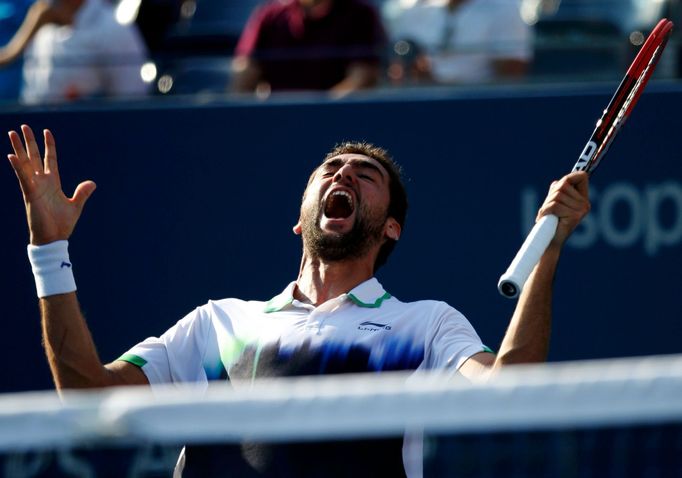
top-left (300, 199), bottom-right (387, 262)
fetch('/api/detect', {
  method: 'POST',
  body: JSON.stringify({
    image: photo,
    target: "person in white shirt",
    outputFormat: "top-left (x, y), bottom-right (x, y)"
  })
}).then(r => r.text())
top-left (385, 0), bottom-right (532, 84)
top-left (7, 126), bottom-right (590, 476)
top-left (0, 0), bottom-right (148, 103)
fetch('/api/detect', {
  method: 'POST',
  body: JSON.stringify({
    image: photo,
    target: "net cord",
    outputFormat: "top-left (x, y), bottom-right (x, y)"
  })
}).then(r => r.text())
top-left (1, 354), bottom-right (682, 452)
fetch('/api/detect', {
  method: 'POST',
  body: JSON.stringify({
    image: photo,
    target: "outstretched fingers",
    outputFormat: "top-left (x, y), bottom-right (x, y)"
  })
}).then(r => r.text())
top-left (7, 131), bottom-right (35, 193)
top-left (8, 126), bottom-right (64, 194)
top-left (43, 129), bottom-right (59, 176)
top-left (71, 180), bottom-right (96, 212)
top-left (6, 153), bottom-right (29, 196)
top-left (21, 124), bottom-right (44, 172)
top-left (8, 129), bottom-right (30, 166)
top-left (8, 125), bottom-right (96, 244)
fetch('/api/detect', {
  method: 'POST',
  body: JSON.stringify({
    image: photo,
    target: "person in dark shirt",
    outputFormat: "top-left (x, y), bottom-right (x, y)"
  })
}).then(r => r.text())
top-left (231, 0), bottom-right (386, 97)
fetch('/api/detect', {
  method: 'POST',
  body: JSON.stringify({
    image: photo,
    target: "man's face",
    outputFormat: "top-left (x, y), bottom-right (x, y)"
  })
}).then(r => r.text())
top-left (298, 154), bottom-right (397, 262)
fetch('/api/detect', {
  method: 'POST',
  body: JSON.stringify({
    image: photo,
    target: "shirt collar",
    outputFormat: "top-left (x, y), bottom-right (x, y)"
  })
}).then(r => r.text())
top-left (263, 278), bottom-right (391, 313)
top-left (263, 282), bottom-right (297, 313)
top-left (346, 278), bottom-right (392, 308)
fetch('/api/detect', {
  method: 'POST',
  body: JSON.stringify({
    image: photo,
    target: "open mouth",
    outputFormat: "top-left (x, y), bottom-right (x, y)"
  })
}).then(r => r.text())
top-left (324, 190), bottom-right (355, 219)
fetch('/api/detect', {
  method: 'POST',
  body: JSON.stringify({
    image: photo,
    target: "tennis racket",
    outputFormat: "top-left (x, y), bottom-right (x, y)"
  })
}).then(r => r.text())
top-left (498, 18), bottom-right (674, 299)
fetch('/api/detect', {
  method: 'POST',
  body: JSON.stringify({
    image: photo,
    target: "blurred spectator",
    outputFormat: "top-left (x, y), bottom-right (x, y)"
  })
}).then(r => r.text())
top-left (385, 0), bottom-right (532, 85)
top-left (0, 0), bottom-right (32, 100)
top-left (0, 0), bottom-right (149, 104)
top-left (231, 0), bottom-right (386, 97)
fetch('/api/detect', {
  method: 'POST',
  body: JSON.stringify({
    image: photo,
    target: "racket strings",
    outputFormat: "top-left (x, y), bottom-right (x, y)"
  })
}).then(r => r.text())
top-left (584, 39), bottom-right (668, 174)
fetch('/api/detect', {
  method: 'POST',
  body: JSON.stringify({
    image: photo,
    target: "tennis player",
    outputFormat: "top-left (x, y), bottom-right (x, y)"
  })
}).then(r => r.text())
top-left (8, 124), bottom-right (590, 477)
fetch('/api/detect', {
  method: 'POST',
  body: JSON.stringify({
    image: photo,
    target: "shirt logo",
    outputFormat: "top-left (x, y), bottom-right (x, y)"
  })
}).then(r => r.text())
top-left (357, 321), bottom-right (392, 332)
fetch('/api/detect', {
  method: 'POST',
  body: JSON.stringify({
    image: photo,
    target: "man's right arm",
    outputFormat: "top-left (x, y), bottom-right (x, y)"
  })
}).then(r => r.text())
top-left (8, 125), bottom-right (148, 390)
top-left (40, 293), bottom-right (148, 389)
top-left (458, 172), bottom-right (590, 382)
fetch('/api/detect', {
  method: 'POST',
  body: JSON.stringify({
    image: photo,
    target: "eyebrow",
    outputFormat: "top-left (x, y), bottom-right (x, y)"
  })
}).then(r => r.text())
top-left (321, 157), bottom-right (386, 180)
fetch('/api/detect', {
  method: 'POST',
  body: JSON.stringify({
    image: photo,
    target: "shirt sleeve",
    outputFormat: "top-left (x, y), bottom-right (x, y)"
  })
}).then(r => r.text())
top-left (118, 307), bottom-right (211, 386)
top-left (425, 302), bottom-right (490, 371)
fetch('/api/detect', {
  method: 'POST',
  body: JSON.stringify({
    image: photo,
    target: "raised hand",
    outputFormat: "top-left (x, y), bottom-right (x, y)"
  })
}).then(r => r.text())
top-left (536, 171), bottom-right (591, 249)
top-left (7, 125), bottom-right (95, 245)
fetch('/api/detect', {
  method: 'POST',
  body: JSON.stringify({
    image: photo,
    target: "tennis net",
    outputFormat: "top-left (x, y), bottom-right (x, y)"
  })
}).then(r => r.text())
top-left (1, 354), bottom-right (682, 477)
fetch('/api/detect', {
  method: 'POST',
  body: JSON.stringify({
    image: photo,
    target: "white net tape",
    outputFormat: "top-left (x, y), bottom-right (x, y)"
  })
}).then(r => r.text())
top-left (2, 354), bottom-right (682, 453)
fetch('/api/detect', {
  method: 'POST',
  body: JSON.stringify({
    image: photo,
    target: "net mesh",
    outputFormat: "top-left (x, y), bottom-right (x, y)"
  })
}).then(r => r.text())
top-left (1, 354), bottom-right (682, 477)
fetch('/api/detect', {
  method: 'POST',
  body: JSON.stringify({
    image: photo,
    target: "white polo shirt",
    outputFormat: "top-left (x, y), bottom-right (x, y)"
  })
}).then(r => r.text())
top-left (120, 278), bottom-right (491, 386)
top-left (21, 0), bottom-right (148, 104)
top-left (386, 0), bottom-right (532, 83)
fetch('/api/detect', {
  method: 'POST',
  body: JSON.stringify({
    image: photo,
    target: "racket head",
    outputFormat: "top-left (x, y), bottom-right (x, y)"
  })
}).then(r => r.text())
top-left (622, 19), bottom-right (674, 118)
top-left (573, 18), bottom-right (674, 175)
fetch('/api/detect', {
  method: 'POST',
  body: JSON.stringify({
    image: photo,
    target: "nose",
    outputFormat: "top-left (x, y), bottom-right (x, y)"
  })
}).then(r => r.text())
top-left (332, 164), bottom-right (355, 184)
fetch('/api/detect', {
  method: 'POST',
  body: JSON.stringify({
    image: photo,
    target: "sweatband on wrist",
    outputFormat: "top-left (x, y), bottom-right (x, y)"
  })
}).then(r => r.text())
top-left (27, 240), bottom-right (77, 298)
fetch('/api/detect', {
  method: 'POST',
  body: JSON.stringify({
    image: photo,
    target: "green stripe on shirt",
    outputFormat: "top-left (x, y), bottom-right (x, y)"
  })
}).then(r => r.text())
top-left (118, 353), bottom-right (147, 368)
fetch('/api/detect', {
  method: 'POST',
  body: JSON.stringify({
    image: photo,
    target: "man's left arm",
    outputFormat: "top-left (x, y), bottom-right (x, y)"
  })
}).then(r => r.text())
top-left (459, 171), bottom-right (591, 380)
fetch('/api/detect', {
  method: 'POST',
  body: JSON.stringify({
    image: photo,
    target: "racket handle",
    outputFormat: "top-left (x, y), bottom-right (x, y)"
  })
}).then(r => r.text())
top-left (497, 214), bottom-right (559, 299)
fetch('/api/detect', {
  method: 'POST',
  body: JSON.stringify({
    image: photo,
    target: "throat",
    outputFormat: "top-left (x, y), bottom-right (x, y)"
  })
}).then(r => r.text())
top-left (296, 256), bottom-right (375, 306)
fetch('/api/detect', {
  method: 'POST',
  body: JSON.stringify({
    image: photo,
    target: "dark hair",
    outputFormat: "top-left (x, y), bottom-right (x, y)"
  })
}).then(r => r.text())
top-left (320, 141), bottom-right (408, 271)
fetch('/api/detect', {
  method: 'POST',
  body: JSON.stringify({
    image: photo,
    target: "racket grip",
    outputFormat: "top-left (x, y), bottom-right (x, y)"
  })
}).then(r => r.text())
top-left (497, 214), bottom-right (559, 299)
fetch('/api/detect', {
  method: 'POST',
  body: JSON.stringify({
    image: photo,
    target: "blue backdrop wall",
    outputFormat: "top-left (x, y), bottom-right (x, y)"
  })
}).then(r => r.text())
top-left (1, 85), bottom-right (680, 392)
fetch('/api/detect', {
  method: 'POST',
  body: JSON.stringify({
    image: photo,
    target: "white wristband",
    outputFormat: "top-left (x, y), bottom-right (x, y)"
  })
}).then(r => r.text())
top-left (27, 240), bottom-right (77, 298)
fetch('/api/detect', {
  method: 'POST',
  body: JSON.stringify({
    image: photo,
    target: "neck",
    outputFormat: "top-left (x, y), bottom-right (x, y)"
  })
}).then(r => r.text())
top-left (294, 252), bottom-right (375, 306)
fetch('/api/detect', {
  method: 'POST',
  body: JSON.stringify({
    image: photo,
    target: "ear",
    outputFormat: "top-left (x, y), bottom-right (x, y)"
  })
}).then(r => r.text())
top-left (384, 217), bottom-right (401, 241)
top-left (293, 220), bottom-right (302, 235)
